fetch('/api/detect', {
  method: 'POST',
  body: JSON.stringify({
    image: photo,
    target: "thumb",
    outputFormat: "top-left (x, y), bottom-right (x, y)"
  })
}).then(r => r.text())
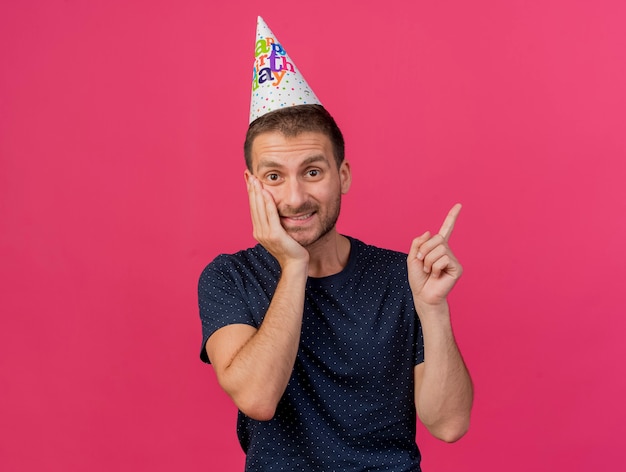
top-left (408, 231), bottom-right (431, 262)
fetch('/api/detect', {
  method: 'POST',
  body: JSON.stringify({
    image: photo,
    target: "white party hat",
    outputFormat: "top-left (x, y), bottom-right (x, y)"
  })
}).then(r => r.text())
top-left (249, 16), bottom-right (322, 123)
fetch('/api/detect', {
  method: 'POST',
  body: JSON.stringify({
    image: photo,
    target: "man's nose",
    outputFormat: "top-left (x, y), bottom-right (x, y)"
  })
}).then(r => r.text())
top-left (282, 178), bottom-right (307, 209)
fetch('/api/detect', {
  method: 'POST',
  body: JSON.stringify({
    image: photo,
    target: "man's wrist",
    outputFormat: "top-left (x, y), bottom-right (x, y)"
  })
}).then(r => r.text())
top-left (280, 258), bottom-right (309, 276)
top-left (414, 299), bottom-right (451, 322)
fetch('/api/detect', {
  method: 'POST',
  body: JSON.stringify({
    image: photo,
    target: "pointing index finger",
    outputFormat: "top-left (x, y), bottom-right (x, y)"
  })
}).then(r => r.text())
top-left (438, 203), bottom-right (462, 241)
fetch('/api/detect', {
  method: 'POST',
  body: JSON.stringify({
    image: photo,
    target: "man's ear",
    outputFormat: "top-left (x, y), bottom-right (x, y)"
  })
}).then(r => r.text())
top-left (340, 160), bottom-right (352, 194)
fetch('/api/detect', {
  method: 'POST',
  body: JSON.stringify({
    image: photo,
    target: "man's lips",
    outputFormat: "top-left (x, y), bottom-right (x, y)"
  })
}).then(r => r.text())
top-left (280, 212), bottom-right (315, 222)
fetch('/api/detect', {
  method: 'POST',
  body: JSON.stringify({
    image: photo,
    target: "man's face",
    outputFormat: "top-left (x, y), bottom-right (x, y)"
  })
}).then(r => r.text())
top-left (245, 131), bottom-right (351, 248)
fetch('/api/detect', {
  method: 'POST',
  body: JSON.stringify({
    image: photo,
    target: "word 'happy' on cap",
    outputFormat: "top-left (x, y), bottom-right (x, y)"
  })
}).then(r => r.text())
top-left (250, 16), bottom-right (321, 123)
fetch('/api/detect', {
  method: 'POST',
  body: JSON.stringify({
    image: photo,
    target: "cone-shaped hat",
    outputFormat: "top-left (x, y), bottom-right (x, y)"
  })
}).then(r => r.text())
top-left (249, 16), bottom-right (322, 123)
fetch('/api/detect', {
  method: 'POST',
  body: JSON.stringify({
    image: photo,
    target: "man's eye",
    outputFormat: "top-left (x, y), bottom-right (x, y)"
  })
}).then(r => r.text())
top-left (267, 173), bottom-right (279, 181)
top-left (307, 169), bottom-right (320, 177)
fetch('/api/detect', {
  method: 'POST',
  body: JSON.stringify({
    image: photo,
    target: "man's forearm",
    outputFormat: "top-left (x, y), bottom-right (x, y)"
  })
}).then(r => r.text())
top-left (414, 302), bottom-right (473, 442)
top-left (217, 261), bottom-right (308, 420)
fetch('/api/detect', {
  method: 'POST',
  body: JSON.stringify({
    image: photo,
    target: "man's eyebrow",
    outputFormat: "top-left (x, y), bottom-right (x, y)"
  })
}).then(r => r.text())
top-left (256, 159), bottom-right (283, 171)
top-left (300, 155), bottom-right (327, 166)
top-left (256, 154), bottom-right (328, 172)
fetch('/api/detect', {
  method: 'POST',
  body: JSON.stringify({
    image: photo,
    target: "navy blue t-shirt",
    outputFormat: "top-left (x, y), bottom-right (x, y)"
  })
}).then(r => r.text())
top-left (198, 237), bottom-right (424, 471)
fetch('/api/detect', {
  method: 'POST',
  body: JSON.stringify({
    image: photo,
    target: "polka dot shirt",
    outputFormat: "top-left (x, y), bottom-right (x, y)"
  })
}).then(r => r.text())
top-left (199, 237), bottom-right (424, 471)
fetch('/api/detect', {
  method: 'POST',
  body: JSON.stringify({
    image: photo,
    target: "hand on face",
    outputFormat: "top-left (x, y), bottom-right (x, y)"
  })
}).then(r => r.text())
top-left (246, 174), bottom-right (310, 267)
top-left (407, 204), bottom-right (464, 308)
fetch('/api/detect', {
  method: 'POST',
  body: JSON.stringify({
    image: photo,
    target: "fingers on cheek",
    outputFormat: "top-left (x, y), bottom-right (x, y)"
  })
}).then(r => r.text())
top-left (263, 192), bottom-right (277, 215)
top-left (256, 188), bottom-right (272, 220)
top-left (248, 184), bottom-right (259, 211)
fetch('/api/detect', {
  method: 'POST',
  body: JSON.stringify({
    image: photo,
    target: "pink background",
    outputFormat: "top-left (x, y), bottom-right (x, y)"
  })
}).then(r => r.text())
top-left (2, 0), bottom-right (625, 470)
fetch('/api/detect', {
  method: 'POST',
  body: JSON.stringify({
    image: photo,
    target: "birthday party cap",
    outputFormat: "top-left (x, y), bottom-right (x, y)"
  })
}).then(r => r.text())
top-left (250, 16), bottom-right (321, 123)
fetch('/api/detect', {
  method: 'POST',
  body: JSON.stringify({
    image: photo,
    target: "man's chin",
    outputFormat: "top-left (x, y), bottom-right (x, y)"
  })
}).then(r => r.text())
top-left (287, 232), bottom-right (316, 248)
top-left (288, 227), bottom-right (336, 249)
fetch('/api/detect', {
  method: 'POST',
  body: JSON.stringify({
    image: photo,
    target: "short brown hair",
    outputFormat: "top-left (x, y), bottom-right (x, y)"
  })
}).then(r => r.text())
top-left (244, 104), bottom-right (345, 171)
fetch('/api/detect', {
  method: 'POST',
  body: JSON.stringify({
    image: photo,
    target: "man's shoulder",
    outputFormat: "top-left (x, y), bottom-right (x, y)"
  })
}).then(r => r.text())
top-left (349, 236), bottom-right (408, 265)
top-left (199, 244), bottom-right (279, 282)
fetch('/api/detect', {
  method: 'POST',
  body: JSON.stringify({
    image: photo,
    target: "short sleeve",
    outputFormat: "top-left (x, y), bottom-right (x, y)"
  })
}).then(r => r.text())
top-left (197, 256), bottom-right (258, 364)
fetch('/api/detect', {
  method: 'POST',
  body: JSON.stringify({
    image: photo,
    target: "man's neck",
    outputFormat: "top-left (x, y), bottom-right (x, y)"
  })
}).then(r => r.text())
top-left (306, 231), bottom-right (351, 278)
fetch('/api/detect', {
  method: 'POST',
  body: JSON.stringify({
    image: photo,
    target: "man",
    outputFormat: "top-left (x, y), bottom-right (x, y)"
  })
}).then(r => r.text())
top-left (199, 18), bottom-right (473, 471)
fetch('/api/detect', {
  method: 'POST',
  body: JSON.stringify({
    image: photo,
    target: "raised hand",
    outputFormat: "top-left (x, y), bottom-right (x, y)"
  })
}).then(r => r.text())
top-left (407, 204), bottom-right (463, 307)
top-left (246, 174), bottom-right (309, 268)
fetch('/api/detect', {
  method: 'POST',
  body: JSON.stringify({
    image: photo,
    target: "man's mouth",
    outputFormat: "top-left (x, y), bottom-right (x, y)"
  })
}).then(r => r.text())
top-left (287, 213), bottom-right (314, 220)
top-left (280, 211), bottom-right (316, 223)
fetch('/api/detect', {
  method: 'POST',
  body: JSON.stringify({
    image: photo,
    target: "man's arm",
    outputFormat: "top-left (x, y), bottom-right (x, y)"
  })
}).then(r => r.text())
top-left (207, 261), bottom-right (306, 421)
top-left (408, 204), bottom-right (473, 442)
top-left (413, 304), bottom-right (473, 442)
top-left (207, 175), bottom-right (309, 421)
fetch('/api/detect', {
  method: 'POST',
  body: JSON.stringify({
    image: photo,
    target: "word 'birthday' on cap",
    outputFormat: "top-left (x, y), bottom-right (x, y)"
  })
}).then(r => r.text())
top-left (252, 37), bottom-right (295, 89)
